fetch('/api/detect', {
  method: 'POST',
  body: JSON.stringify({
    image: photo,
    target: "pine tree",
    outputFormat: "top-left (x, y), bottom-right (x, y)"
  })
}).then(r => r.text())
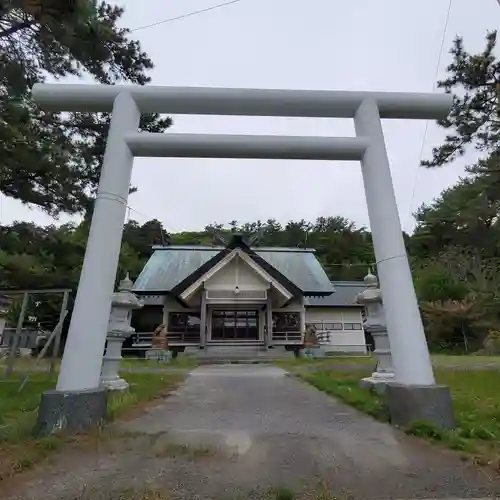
top-left (0, 0), bottom-right (172, 216)
top-left (423, 31), bottom-right (500, 169)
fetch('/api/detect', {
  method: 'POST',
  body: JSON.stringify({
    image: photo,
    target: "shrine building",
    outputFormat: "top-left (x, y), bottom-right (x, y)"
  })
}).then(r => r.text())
top-left (131, 234), bottom-right (367, 355)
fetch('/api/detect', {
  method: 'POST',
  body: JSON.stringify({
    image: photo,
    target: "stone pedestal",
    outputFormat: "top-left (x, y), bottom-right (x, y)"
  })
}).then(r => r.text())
top-left (100, 274), bottom-right (143, 391)
top-left (36, 388), bottom-right (107, 436)
top-left (386, 383), bottom-right (455, 430)
top-left (146, 348), bottom-right (172, 363)
top-left (356, 271), bottom-right (395, 394)
top-left (101, 331), bottom-right (132, 390)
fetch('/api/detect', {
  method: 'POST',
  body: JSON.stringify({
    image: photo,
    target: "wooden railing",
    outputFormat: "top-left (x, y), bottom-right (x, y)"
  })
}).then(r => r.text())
top-left (316, 331), bottom-right (332, 343)
top-left (130, 330), bottom-right (201, 347)
top-left (271, 331), bottom-right (302, 343)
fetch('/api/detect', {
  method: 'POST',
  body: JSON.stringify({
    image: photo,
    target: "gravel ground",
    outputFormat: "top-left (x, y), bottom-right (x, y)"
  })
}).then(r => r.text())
top-left (2, 365), bottom-right (500, 500)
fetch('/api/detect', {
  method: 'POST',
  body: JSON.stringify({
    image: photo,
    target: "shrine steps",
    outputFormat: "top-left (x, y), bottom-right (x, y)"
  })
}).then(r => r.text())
top-left (182, 344), bottom-right (295, 363)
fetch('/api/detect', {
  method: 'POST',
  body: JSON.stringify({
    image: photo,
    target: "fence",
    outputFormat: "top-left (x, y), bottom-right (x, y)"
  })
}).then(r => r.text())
top-left (122, 330), bottom-right (370, 359)
top-left (0, 328), bottom-right (43, 352)
top-left (315, 331), bottom-right (368, 355)
top-left (0, 288), bottom-right (71, 375)
top-left (271, 331), bottom-right (302, 343)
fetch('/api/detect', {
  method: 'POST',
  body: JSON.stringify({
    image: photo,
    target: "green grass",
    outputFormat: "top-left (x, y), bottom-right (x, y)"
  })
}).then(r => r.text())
top-left (0, 356), bottom-right (199, 373)
top-left (431, 354), bottom-right (500, 368)
top-left (275, 353), bottom-right (500, 373)
top-left (274, 356), bottom-right (374, 371)
top-left (0, 371), bottom-right (184, 480)
top-left (299, 370), bottom-right (389, 421)
top-left (299, 366), bottom-right (500, 472)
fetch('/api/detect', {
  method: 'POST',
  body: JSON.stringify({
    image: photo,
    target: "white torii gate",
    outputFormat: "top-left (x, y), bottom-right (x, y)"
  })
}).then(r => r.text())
top-left (32, 84), bottom-right (454, 431)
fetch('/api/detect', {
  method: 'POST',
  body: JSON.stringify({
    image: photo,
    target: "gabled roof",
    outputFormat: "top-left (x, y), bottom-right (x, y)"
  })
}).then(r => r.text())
top-left (133, 235), bottom-right (334, 296)
top-left (134, 247), bottom-right (220, 296)
top-left (305, 281), bottom-right (365, 308)
top-left (172, 244), bottom-right (299, 299)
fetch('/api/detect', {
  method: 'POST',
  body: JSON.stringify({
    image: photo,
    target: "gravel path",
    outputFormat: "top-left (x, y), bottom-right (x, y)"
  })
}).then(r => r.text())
top-left (3, 365), bottom-right (500, 500)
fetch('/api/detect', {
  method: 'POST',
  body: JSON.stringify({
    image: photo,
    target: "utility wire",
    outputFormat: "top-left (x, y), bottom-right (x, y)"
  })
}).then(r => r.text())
top-left (405, 0), bottom-right (453, 232)
top-left (130, 0), bottom-right (245, 32)
top-left (126, 205), bottom-right (169, 246)
top-left (127, 204), bottom-right (156, 221)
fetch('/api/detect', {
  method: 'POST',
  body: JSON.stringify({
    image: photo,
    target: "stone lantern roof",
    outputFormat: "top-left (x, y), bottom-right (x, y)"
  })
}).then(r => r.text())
top-left (111, 273), bottom-right (143, 309)
top-left (364, 269), bottom-right (378, 288)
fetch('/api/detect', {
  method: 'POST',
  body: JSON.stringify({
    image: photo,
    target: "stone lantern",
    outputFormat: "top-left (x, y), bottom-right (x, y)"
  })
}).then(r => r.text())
top-left (356, 270), bottom-right (395, 393)
top-left (100, 273), bottom-right (143, 391)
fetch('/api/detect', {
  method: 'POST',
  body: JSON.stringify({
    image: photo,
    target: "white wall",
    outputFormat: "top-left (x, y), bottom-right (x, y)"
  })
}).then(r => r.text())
top-left (305, 307), bottom-right (366, 353)
top-left (205, 256), bottom-right (268, 290)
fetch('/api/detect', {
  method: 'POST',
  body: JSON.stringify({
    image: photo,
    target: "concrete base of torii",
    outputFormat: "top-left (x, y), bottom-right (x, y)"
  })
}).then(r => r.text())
top-left (359, 376), bottom-right (455, 429)
top-left (35, 388), bottom-right (107, 436)
top-left (385, 383), bottom-right (455, 430)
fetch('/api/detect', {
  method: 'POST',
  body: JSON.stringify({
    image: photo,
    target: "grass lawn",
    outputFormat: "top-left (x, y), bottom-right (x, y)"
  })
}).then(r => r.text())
top-left (276, 353), bottom-right (500, 371)
top-left (274, 356), bottom-right (374, 371)
top-left (431, 354), bottom-right (500, 369)
top-left (0, 356), bottom-right (199, 373)
top-left (299, 366), bottom-right (500, 474)
top-left (0, 371), bottom-right (184, 481)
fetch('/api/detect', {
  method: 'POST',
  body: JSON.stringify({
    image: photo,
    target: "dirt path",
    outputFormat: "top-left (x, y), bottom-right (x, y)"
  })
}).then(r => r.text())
top-left (3, 365), bottom-right (500, 500)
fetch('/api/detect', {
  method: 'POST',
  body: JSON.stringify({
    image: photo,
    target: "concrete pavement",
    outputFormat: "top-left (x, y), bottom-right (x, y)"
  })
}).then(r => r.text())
top-left (4, 365), bottom-right (500, 499)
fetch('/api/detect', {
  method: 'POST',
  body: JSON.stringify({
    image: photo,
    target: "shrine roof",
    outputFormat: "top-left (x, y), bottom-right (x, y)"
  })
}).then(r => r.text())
top-left (133, 244), bottom-right (334, 296)
top-left (305, 281), bottom-right (365, 308)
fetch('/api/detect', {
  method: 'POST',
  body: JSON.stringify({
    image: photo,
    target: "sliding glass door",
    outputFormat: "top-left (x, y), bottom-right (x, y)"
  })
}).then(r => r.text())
top-left (211, 310), bottom-right (259, 341)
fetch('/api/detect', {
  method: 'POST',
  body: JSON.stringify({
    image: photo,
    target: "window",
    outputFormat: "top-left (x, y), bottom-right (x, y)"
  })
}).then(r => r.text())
top-left (272, 312), bottom-right (301, 332)
top-left (305, 322), bottom-right (342, 331)
top-left (169, 312), bottom-right (201, 333)
top-left (309, 322), bottom-right (324, 331)
top-left (323, 323), bottom-right (343, 330)
top-left (343, 323), bottom-right (363, 330)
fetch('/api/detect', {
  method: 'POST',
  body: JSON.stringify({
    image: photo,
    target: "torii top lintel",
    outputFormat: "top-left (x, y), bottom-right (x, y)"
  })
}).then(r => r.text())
top-left (32, 83), bottom-right (452, 120)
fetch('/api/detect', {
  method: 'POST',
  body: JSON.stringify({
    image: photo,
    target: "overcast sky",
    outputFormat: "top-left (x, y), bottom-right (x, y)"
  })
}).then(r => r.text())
top-left (0, 0), bottom-right (496, 234)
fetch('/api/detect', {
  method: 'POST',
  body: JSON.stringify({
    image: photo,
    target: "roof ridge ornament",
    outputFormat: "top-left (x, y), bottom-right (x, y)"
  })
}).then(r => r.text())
top-left (205, 227), bottom-right (229, 246)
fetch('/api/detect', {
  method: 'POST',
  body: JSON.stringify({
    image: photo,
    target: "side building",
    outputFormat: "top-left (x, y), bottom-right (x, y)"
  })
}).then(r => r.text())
top-left (130, 234), bottom-right (367, 355)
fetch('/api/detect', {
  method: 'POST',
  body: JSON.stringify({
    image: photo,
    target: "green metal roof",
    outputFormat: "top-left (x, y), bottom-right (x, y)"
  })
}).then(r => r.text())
top-left (305, 281), bottom-right (365, 307)
top-left (133, 245), bottom-right (334, 295)
top-left (133, 247), bottom-right (220, 295)
top-left (255, 249), bottom-right (333, 294)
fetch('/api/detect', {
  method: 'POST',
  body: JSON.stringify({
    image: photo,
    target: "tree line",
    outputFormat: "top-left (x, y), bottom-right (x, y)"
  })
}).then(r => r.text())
top-left (1, 209), bottom-right (499, 353)
top-left (1, 2), bottom-right (500, 353)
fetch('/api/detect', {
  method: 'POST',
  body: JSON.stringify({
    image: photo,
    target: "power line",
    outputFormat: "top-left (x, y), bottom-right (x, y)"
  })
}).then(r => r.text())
top-left (126, 205), bottom-right (166, 225)
top-left (130, 0), bottom-right (245, 33)
top-left (405, 0), bottom-right (453, 231)
top-left (126, 205), bottom-right (169, 246)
